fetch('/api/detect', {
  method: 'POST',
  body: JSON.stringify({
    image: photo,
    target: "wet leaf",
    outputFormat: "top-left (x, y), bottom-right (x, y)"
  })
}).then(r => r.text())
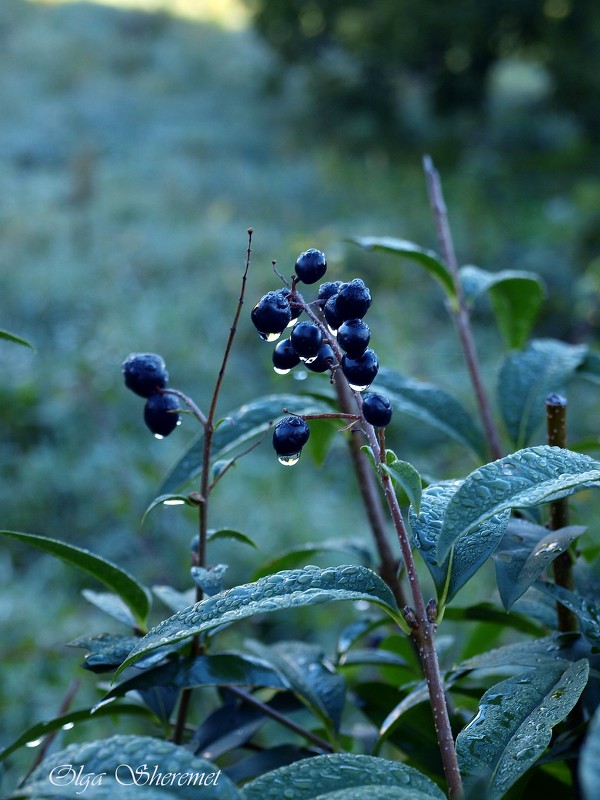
top-left (351, 235), bottom-right (455, 298)
top-left (160, 394), bottom-right (333, 493)
top-left (207, 528), bottom-right (258, 549)
top-left (410, 481), bottom-right (510, 603)
top-left (437, 446), bottom-right (600, 564)
top-left (142, 494), bottom-right (196, 523)
top-left (456, 659), bottom-right (589, 799)
top-left (81, 590), bottom-right (138, 628)
top-left (375, 368), bottom-right (486, 459)
top-left (116, 566), bottom-right (401, 676)
top-left (242, 752), bottom-right (446, 800)
top-left (453, 634), bottom-right (577, 673)
top-left (498, 339), bottom-right (587, 448)
top-left (537, 582), bottom-right (600, 646)
top-left (0, 329), bottom-right (35, 350)
top-left (382, 452), bottom-right (422, 513)
top-left (459, 265), bottom-right (544, 349)
top-left (494, 519), bottom-right (586, 610)
top-left (0, 530), bottom-right (150, 629)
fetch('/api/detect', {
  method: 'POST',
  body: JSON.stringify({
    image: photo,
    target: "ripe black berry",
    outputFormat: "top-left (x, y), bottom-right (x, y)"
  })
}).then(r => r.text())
top-left (362, 392), bottom-right (393, 427)
top-left (144, 393), bottom-right (180, 438)
top-left (306, 343), bottom-right (335, 373)
top-left (272, 415), bottom-right (311, 465)
top-left (317, 281), bottom-right (342, 302)
top-left (295, 249), bottom-right (327, 285)
top-left (276, 288), bottom-right (302, 325)
top-left (290, 321), bottom-right (323, 361)
top-left (323, 295), bottom-right (344, 332)
top-left (337, 319), bottom-right (371, 358)
top-left (272, 338), bottom-right (301, 374)
top-left (341, 348), bottom-right (379, 390)
top-left (251, 291), bottom-right (292, 341)
top-left (122, 353), bottom-right (169, 398)
top-left (336, 279), bottom-right (372, 320)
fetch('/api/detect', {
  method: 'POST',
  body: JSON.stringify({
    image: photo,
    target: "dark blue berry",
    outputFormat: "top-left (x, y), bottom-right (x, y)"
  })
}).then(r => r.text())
top-left (290, 321), bottom-right (323, 360)
top-left (337, 318), bottom-right (371, 358)
top-left (276, 287), bottom-right (302, 324)
top-left (251, 291), bottom-right (292, 340)
top-left (323, 295), bottom-right (344, 332)
top-left (295, 248), bottom-right (327, 284)
top-left (362, 392), bottom-right (393, 427)
top-left (336, 279), bottom-right (372, 320)
top-left (306, 343), bottom-right (335, 373)
top-left (272, 338), bottom-right (301, 373)
top-left (272, 415), bottom-right (310, 456)
top-left (122, 353), bottom-right (169, 398)
top-left (341, 348), bottom-right (379, 390)
top-left (317, 281), bottom-right (342, 302)
top-left (144, 393), bottom-right (180, 437)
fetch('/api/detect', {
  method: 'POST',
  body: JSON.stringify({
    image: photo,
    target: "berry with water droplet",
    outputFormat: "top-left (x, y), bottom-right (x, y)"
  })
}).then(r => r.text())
top-left (306, 343), bottom-right (335, 373)
top-left (290, 321), bottom-right (323, 361)
top-left (362, 392), bottom-right (393, 427)
top-left (251, 291), bottom-right (292, 340)
top-left (144, 393), bottom-right (180, 437)
top-left (272, 415), bottom-right (310, 463)
top-left (341, 348), bottom-right (379, 390)
top-left (294, 248), bottom-right (327, 284)
top-left (317, 280), bottom-right (342, 302)
top-left (336, 278), bottom-right (371, 320)
top-left (122, 353), bottom-right (169, 398)
top-left (337, 318), bottom-right (370, 358)
top-left (272, 338), bottom-right (301, 374)
top-left (276, 287), bottom-right (302, 326)
top-left (323, 295), bottom-right (344, 332)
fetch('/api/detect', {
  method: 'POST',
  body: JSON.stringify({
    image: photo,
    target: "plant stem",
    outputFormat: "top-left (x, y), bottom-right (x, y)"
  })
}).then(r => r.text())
top-left (546, 393), bottom-right (578, 633)
top-left (423, 155), bottom-right (503, 462)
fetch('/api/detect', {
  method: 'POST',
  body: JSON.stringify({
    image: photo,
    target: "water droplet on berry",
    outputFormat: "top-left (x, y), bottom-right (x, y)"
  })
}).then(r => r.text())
top-left (301, 355), bottom-right (318, 365)
top-left (273, 366), bottom-right (291, 375)
top-left (278, 453), bottom-right (301, 466)
top-left (348, 382), bottom-right (371, 391)
top-left (286, 317), bottom-right (299, 328)
top-left (154, 433), bottom-right (164, 440)
top-left (259, 331), bottom-right (281, 343)
top-left (327, 325), bottom-right (338, 336)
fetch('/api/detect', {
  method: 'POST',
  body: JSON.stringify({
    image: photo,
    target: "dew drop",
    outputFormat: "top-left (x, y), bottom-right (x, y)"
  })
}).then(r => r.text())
top-left (273, 366), bottom-right (291, 375)
top-left (154, 433), bottom-right (164, 440)
top-left (62, 722), bottom-right (75, 731)
top-left (286, 317), bottom-right (299, 328)
top-left (294, 369), bottom-right (308, 381)
top-left (25, 738), bottom-right (44, 748)
top-left (300, 355), bottom-right (318, 365)
top-left (327, 325), bottom-right (338, 336)
top-left (278, 453), bottom-right (301, 467)
top-left (534, 542), bottom-right (561, 556)
top-left (501, 462), bottom-right (518, 475)
top-left (348, 382), bottom-right (371, 392)
top-left (259, 331), bottom-right (281, 343)
top-left (164, 498), bottom-right (185, 506)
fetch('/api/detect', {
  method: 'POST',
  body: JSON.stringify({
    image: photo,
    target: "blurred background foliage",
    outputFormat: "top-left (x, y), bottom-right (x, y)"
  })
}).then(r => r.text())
top-left (1, 0), bottom-right (599, 772)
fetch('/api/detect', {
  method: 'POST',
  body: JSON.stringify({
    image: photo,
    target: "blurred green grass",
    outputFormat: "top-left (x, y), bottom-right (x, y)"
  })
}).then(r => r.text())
top-left (1, 0), bottom-right (599, 771)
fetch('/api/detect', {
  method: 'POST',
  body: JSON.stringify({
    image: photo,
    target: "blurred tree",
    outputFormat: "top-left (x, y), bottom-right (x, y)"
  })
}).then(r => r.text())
top-left (245, 0), bottom-right (600, 146)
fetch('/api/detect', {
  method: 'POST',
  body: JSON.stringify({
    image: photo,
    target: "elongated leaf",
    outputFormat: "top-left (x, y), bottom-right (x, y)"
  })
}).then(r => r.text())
top-left (17, 735), bottom-right (240, 800)
top-left (453, 634), bottom-right (576, 673)
top-left (459, 265), bottom-right (544, 349)
top-left (246, 640), bottom-right (345, 732)
top-left (382, 453), bottom-right (422, 513)
top-left (160, 394), bottom-right (333, 493)
top-left (0, 530), bottom-right (150, 628)
top-left (142, 493), bottom-right (196, 523)
top-left (581, 704), bottom-right (600, 800)
top-left (538, 582), bottom-right (600, 645)
top-left (352, 236), bottom-right (455, 298)
top-left (0, 328), bottom-right (35, 350)
top-left (103, 652), bottom-right (287, 706)
top-left (242, 752), bottom-right (446, 800)
top-left (116, 566), bottom-right (400, 675)
top-left (208, 528), bottom-right (258, 549)
top-left (0, 706), bottom-right (155, 762)
top-left (82, 590), bottom-right (138, 628)
top-left (375, 368), bottom-right (486, 458)
top-left (494, 520), bottom-right (586, 610)
top-left (410, 481), bottom-right (510, 604)
top-left (437, 446), bottom-right (600, 564)
top-left (457, 660), bottom-right (589, 799)
top-left (253, 539), bottom-right (371, 580)
top-left (498, 339), bottom-right (587, 448)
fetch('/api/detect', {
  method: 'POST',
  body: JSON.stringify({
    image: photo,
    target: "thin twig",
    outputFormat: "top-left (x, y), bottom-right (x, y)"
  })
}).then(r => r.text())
top-left (160, 388), bottom-right (208, 427)
top-left (423, 155), bottom-right (503, 462)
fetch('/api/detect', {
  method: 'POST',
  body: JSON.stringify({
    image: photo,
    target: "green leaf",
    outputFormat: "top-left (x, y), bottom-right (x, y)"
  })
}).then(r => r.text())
top-left (459, 265), bottom-right (545, 349)
top-left (160, 394), bottom-right (333, 493)
top-left (351, 236), bottom-right (455, 299)
top-left (82, 590), bottom-right (138, 628)
top-left (497, 339), bottom-right (587, 448)
top-left (116, 565), bottom-right (400, 676)
top-left (16, 735), bottom-right (240, 800)
top-left (142, 494), bottom-right (196, 523)
top-left (0, 706), bottom-right (155, 762)
top-left (382, 452), bottom-right (422, 513)
top-left (581, 704), bottom-right (600, 800)
top-left (245, 639), bottom-right (346, 732)
top-left (453, 634), bottom-right (577, 673)
top-left (456, 660), bottom-right (589, 800)
top-left (207, 528), bottom-right (258, 549)
top-left (252, 539), bottom-right (371, 580)
top-left (242, 752), bottom-right (446, 800)
top-left (537, 582), bottom-right (600, 645)
top-left (0, 328), bottom-right (35, 350)
top-left (67, 633), bottom-right (170, 672)
top-left (410, 481), bottom-right (510, 604)
top-left (375, 368), bottom-right (486, 459)
top-left (0, 530), bottom-right (150, 629)
top-left (493, 519), bottom-right (586, 610)
top-left (437, 446), bottom-right (600, 564)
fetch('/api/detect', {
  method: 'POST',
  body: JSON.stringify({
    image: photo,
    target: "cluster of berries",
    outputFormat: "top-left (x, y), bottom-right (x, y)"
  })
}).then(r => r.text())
top-left (250, 248), bottom-right (393, 464)
top-left (122, 353), bottom-right (180, 438)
